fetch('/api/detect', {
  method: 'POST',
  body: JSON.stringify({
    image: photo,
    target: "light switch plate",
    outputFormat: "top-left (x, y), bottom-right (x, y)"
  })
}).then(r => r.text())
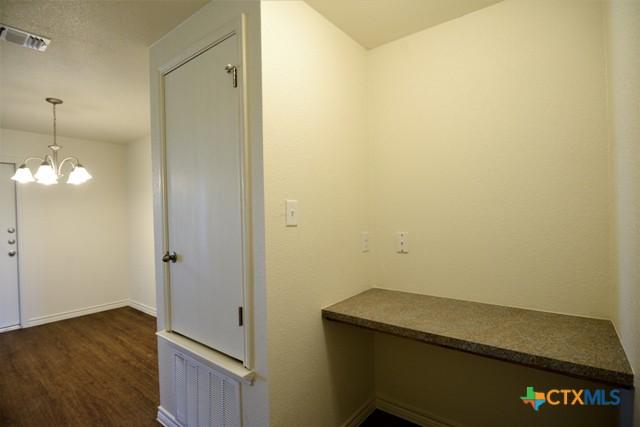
top-left (397, 232), bottom-right (409, 253)
top-left (285, 200), bottom-right (298, 226)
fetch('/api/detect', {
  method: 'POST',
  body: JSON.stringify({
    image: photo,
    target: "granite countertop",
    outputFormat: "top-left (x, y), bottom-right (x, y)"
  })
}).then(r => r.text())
top-left (322, 288), bottom-right (634, 387)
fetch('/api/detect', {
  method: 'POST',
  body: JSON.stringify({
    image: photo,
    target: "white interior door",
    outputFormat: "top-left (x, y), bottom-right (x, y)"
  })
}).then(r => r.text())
top-left (0, 163), bottom-right (20, 330)
top-left (163, 34), bottom-right (245, 361)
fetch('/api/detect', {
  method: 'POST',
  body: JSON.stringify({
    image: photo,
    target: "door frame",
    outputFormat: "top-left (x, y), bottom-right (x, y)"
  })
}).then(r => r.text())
top-left (153, 15), bottom-right (254, 368)
top-left (0, 158), bottom-right (25, 332)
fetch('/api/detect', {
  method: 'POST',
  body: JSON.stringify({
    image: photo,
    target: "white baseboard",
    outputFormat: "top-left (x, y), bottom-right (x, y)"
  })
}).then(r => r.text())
top-left (0, 324), bottom-right (21, 333)
top-left (24, 300), bottom-right (129, 328)
top-left (157, 406), bottom-right (181, 427)
top-left (128, 299), bottom-right (157, 317)
top-left (376, 396), bottom-right (460, 427)
top-left (341, 397), bottom-right (376, 427)
top-left (19, 299), bottom-right (156, 330)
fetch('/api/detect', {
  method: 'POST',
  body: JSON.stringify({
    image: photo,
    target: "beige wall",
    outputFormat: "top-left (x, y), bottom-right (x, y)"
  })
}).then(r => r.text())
top-left (367, 0), bottom-right (612, 319)
top-left (261, 2), bottom-right (374, 426)
top-left (607, 0), bottom-right (640, 424)
top-left (125, 135), bottom-right (156, 313)
top-left (0, 128), bottom-right (129, 324)
top-left (260, 0), bottom-right (630, 425)
top-left (365, 0), bottom-right (629, 424)
top-left (0, 128), bottom-right (158, 321)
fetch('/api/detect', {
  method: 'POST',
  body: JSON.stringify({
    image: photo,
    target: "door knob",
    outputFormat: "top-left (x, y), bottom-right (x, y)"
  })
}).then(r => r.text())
top-left (8, 250), bottom-right (16, 257)
top-left (162, 251), bottom-right (177, 263)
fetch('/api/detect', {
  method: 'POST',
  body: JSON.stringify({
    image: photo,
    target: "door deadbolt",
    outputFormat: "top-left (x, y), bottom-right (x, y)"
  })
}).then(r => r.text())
top-left (162, 251), bottom-right (177, 263)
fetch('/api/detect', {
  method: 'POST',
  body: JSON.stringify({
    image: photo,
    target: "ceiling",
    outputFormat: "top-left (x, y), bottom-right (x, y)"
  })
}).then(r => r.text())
top-left (0, 0), bottom-right (206, 144)
top-left (0, 0), bottom-right (503, 144)
top-left (304, 0), bottom-right (503, 49)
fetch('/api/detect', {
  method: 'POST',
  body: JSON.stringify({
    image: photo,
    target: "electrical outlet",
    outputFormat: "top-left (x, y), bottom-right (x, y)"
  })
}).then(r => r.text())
top-left (397, 232), bottom-right (409, 253)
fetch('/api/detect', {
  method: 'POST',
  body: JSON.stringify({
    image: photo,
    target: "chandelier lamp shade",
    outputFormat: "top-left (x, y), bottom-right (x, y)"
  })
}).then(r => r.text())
top-left (11, 98), bottom-right (92, 185)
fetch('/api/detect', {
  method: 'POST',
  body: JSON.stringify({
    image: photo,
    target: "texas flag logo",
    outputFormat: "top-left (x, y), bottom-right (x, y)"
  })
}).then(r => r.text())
top-left (521, 386), bottom-right (546, 411)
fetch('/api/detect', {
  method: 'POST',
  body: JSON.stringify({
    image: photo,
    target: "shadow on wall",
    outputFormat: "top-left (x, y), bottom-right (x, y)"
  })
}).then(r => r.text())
top-left (323, 320), bottom-right (375, 424)
top-left (375, 333), bottom-right (633, 427)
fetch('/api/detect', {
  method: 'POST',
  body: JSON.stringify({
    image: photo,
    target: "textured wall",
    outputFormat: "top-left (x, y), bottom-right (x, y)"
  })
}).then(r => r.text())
top-left (367, 0), bottom-right (625, 423)
top-left (125, 135), bottom-right (156, 313)
top-left (0, 128), bottom-right (129, 323)
top-left (261, 2), bottom-right (374, 426)
top-left (367, 0), bottom-right (612, 318)
top-left (607, 0), bottom-right (640, 424)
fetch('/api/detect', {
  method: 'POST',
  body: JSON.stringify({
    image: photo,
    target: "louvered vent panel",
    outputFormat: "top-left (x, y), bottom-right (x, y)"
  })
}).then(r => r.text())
top-left (223, 378), bottom-right (240, 427)
top-left (186, 363), bottom-right (199, 427)
top-left (197, 371), bottom-right (211, 426)
top-left (4, 28), bottom-right (27, 45)
top-left (0, 24), bottom-right (50, 51)
top-left (172, 351), bottom-right (241, 427)
top-left (210, 372), bottom-right (224, 426)
top-left (175, 355), bottom-right (187, 425)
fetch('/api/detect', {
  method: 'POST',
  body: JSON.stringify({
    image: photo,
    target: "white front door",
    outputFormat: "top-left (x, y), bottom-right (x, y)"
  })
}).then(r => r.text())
top-left (0, 163), bottom-right (20, 330)
top-left (163, 34), bottom-right (246, 361)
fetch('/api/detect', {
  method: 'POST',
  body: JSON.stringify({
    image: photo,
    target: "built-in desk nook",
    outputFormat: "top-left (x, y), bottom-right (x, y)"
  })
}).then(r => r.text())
top-left (323, 288), bottom-right (634, 388)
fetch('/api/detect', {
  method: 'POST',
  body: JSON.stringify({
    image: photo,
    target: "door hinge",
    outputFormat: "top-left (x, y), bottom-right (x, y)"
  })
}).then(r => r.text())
top-left (225, 64), bottom-right (238, 88)
top-left (238, 306), bottom-right (244, 327)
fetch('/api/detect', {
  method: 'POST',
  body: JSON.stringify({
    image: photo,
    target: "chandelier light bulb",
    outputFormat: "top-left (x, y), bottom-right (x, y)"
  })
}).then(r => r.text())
top-left (38, 176), bottom-right (59, 186)
top-left (67, 165), bottom-right (92, 185)
top-left (10, 164), bottom-right (35, 183)
top-left (34, 162), bottom-right (58, 184)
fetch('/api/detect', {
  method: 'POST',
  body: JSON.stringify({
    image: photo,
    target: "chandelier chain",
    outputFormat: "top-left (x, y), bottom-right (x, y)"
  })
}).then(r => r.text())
top-left (53, 102), bottom-right (57, 147)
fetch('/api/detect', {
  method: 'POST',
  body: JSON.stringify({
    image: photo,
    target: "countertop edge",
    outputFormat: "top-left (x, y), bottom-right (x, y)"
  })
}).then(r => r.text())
top-left (322, 308), bottom-right (634, 388)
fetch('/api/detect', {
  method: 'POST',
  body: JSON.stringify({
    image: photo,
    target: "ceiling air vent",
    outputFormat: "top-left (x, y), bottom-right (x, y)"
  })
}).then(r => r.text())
top-left (0, 24), bottom-right (50, 52)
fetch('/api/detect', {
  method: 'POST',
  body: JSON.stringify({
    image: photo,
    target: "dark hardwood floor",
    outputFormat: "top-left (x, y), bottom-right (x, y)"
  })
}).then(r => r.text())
top-left (0, 307), bottom-right (159, 427)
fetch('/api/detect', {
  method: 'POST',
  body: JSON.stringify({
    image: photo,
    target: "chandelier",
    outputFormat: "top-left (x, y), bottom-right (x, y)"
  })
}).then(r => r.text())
top-left (11, 98), bottom-right (92, 185)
